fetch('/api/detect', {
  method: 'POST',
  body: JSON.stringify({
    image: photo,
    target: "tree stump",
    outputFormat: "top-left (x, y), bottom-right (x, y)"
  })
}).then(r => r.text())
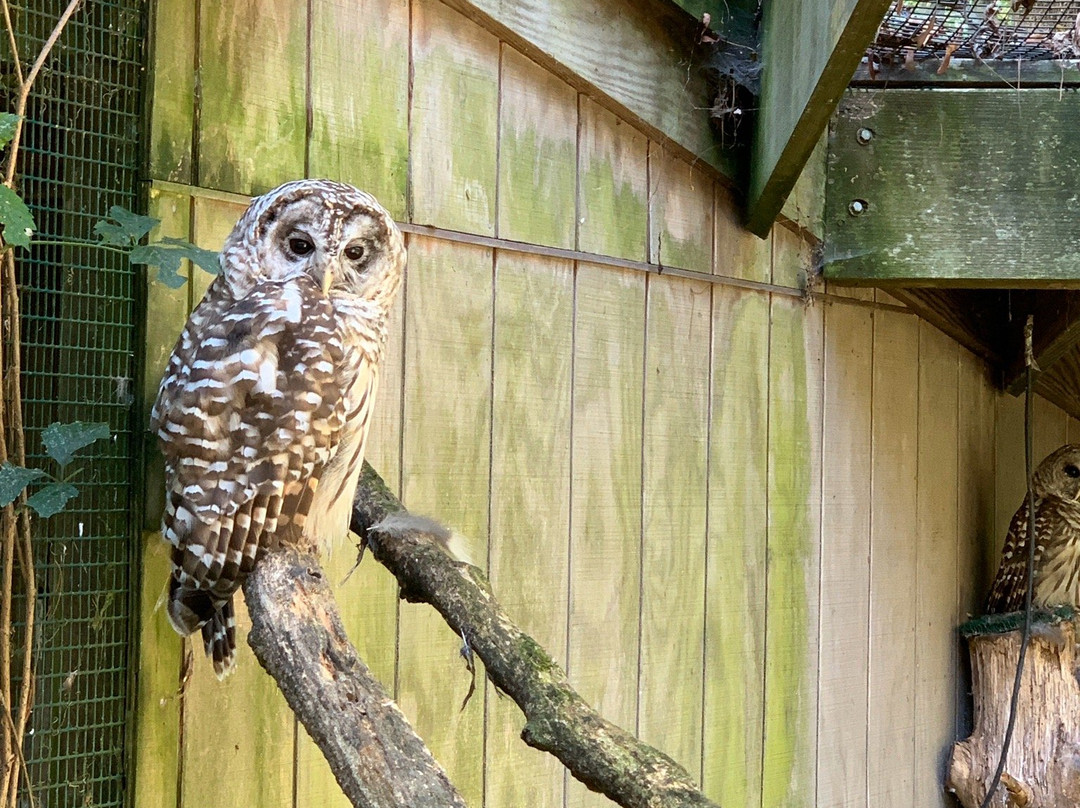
top-left (947, 610), bottom-right (1080, 808)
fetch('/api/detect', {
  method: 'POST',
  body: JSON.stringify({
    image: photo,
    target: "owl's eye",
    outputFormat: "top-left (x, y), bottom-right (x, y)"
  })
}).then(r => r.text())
top-left (344, 244), bottom-right (365, 261)
top-left (1066, 464), bottom-right (1080, 478)
top-left (289, 237), bottom-right (314, 256)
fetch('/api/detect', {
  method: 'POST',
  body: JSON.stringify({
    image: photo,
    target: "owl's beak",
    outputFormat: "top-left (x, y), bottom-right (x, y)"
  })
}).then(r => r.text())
top-left (321, 267), bottom-right (334, 296)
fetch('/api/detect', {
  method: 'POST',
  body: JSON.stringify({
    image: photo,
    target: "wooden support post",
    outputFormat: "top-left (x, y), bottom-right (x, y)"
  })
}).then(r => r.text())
top-left (947, 614), bottom-right (1080, 807)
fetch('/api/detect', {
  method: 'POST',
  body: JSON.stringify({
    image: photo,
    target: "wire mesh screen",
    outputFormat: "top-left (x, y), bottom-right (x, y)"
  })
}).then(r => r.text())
top-left (872, 0), bottom-right (1080, 63)
top-left (1, 2), bottom-right (145, 806)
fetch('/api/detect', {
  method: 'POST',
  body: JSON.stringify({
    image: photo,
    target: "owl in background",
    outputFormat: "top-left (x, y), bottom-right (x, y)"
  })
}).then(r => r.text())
top-left (985, 444), bottom-right (1080, 614)
top-left (151, 180), bottom-right (405, 676)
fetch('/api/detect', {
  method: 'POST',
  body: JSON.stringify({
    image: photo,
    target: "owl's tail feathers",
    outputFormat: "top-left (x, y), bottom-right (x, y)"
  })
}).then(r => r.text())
top-left (166, 578), bottom-right (238, 679)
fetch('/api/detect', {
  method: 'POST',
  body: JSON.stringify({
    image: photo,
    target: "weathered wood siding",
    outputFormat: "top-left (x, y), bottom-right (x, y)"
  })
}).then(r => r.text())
top-left (138, 2), bottom-right (1042, 806)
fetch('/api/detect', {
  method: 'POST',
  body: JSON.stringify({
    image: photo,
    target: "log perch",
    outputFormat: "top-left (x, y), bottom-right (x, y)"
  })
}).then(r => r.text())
top-left (947, 610), bottom-right (1080, 808)
top-left (352, 462), bottom-right (720, 808)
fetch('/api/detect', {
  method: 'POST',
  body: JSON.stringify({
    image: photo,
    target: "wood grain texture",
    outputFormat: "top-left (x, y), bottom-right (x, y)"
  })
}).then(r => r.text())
top-left (914, 322), bottom-right (959, 808)
top-left (486, 251), bottom-right (574, 808)
top-left (498, 48), bottom-right (577, 247)
top-left (648, 144), bottom-right (714, 272)
top-left (577, 98), bottom-right (649, 262)
top-left (197, 0), bottom-right (306, 194)
top-left (827, 88), bottom-right (1080, 285)
top-left (772, 225), bottom-right (811, 291)
top-left (715, 186), bottom-right (770, 283)
top-left (309, 0), bottom-right (410, 218)
top-left (867, 308), bottom-right (919, 808)
top-left (703, 285), bottom-right (769, 808)
top-left (749, 0), bottom-right (892, 236)
top-left (779, 134), bottom-right (827, 240)
top-left (398, 236), bottom-right (492, 807)
top-left (762, 294), bottom-right (823, 808)
top-left (566, 263), bottom-right (645, 808)
top-left (147, 0), bottom-right (195, 182)
top-left (411, 0), bottom-right (500, 234)
top-left (639, 275), bottom-right (711, 777)
top-left (817, 301), bottom-right (873, 808)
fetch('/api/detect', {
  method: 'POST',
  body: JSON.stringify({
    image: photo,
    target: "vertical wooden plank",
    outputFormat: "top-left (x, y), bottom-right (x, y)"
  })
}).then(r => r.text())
top-left (1069, 415), bottom-right (1080, 444)
top-left (566, 263), bottom-right (645, 808)
top-left (995, 394), bottom-right (1025, 550)
top-left (178, 196), bottom-right (295, 808)
top-left (779, 134), bottom-right (827, 240)
top-left (715, 186), bottom-right (770, 283)
top-left (309, 0), bottom-right (410, 218)
top-left (648, 144), bottom-right (714, 272)
top-left (762, 293), bottom-right (823, 808)
top-left (702, 285), bottom-right (769, 808)
top-left (577, 99), bottom-right (648, 262)
top-left (294, 283), bottom-right (405, 807)
top-left (817, 301), bottom-right (872, 808)
top-left (639, 275), bottom-right (710, 775)
top-left (771, 226), bottom-right (811, 291)
top-left (913, 322), bottom-right (959, 808)
top-left (486, 252), bottom-right (573, 808)
top-left (148, 0), bottom-right (195, 182)
top-left (398, 236), bottom-right (492, 806)
top-left (867, 309), bottom-right (919, 808)
top-left (190, 197), bottom-right (247, 304)
top-left (1035, 395), bottom-right (1068, 459)
top-left (411, 0), bottom-right (499, 233)
top-left (497, 48), bottom-right (577, 247)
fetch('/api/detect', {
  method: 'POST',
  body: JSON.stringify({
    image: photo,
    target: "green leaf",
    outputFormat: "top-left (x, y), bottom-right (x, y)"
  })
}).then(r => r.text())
top-left (93, 205), bottom-right (159, 247)
top-left (0, 185), bottom-right (35, 249)
top-left (27, 482), bottom-right (79, 518)
top-left (0, 114), bottom-right (19, 149)
top-left (131, 238), bottom-right (220, 288)
top-left (42, 421), bottom-right (110, 467)
top-left (0, 463), bottom-right (47, 508)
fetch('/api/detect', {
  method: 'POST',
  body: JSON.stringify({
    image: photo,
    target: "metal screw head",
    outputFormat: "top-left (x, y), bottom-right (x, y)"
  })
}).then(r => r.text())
top-left (856, 127), bottom-right (874, 145)
top-left (848, 199), bottom-right (868, 216)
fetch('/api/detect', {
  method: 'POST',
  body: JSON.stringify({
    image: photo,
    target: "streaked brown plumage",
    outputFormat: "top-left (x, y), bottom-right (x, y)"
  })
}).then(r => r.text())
top-left (985, 444), bottom-right (1080, 614)
top-left (151, 180), bottom-right (405, 676)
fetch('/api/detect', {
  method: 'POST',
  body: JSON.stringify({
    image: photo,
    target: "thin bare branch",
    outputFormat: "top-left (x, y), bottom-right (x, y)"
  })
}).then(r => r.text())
top-left (0, 0), bottom-right (24, 87)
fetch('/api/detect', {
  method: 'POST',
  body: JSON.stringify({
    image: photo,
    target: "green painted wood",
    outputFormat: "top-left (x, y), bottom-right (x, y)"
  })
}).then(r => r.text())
top-left (198, 0), bottom-right (306, 195)
top-left (147, 0), bottom-right (195, 182)
top-left (771, 226), bottom-right (811, 292)
top-left (442, 0), bottom-right (725, 176)
top-left (577, 98), bottom-right (649, 262)
top-left (566, 263), bottom-right (645, 808)
top-left (309, 0), bottom-right (410, 219)
top-left (486, 252), bottom-right (573, 808)
top-left (498, 48), bottom-right (577, 248)
top-left (142, 189), bottom-right (191, 531)
top-left (779, 133), bottom-right (826, 239)
top-left (639, 275), bottom-right (710, 776)
top-left (913, 322), bottom-right (958, 808)
top-left (817, 302), bottom-right (872, 806)
top-left (867, 309), bottom-right (919, 807)
top-left (411, 0), bottom-right (500, 234)
top-left (398, 235), bottom-right (492, 807)
top-left (748, 0), bottom-right (891, 236)
top-left (133, 533), bottom-right (182, 808)
top-left (762, 294), bottom-right (822, 808)
top-left (715, 187), bottom-right (770, 283)
top-left (826, 88), bottom-right (1080, 285)
top-left (649, 144), bottom-right (714, 272)
top-left (702, 285), bottom-right (768, 808)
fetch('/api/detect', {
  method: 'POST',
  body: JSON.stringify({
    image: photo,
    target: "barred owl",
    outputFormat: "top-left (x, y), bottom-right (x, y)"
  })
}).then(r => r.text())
top-left (151, 180), bottom-right (405, 676)
top-left (985, 444), bottom-right (1080, 614)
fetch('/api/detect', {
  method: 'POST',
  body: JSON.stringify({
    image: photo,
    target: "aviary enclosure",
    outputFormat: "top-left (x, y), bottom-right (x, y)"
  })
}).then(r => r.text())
top-left (4, 0), bottom-right (1080, 806)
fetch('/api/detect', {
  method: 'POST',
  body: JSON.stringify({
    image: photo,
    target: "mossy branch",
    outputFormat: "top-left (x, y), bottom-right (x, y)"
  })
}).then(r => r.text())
top-left (351, 463), bottom-right (720, 808)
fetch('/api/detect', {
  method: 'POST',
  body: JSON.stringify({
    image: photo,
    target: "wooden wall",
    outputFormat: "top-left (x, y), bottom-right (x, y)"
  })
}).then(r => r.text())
top-left (135, 1), bottom-right (1072, 806)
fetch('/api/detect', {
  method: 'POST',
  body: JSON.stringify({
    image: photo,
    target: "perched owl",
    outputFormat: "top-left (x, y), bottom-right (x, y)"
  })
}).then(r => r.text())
top-left (151, 180), bottom-right (405, 676)
top-left (985, 444), bottom-right (1080, 614)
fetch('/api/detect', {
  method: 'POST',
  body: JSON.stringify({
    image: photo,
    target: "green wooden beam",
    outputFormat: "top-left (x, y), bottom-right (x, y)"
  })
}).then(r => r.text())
top-left (825, 88), bottom-right (1080, 286)
top-left (747, 0), bottom-right (892, 237)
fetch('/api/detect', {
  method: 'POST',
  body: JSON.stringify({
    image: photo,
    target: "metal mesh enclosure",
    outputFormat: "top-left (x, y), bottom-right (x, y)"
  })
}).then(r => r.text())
top-left (1, 2), bottom-right (146, 806)
top-left (872, 0), bottom-right (1080, 63)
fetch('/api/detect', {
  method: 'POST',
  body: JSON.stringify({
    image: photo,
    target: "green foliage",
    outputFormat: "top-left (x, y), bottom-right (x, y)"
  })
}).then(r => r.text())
top-left (0, 463), bottom-right (47, 508)
top-left (0, 113), bottom-right (18, 148)
top-left (131, 237), bottom-right (220, 287)
top-left (93, 205), bottom-right (158, 247)
top-left (26, 483), bottom-right (79, 518)
top-left (43, 421), bottom-right (111, 467)
top-left (0, 185), bottom-right (35, 249)
top-left (0, 421), bottom-right (109, 518)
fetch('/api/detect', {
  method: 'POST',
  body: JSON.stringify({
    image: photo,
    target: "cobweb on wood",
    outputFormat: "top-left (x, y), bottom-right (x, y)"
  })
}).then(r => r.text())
top-left (871, 0), bottom-right (1080, 66)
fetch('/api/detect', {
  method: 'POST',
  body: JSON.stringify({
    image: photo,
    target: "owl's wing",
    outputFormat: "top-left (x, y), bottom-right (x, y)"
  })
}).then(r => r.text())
top-left (155, 276), bottom-right (346, 600)
top-left (984, 494), bottom-right (1055, 614)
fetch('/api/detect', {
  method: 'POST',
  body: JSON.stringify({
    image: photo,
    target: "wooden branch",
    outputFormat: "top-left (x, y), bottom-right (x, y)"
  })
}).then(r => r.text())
top-left (351, 463), bottom-right (720, 808)
top-left (242, 549), bottom-right (467, 808)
